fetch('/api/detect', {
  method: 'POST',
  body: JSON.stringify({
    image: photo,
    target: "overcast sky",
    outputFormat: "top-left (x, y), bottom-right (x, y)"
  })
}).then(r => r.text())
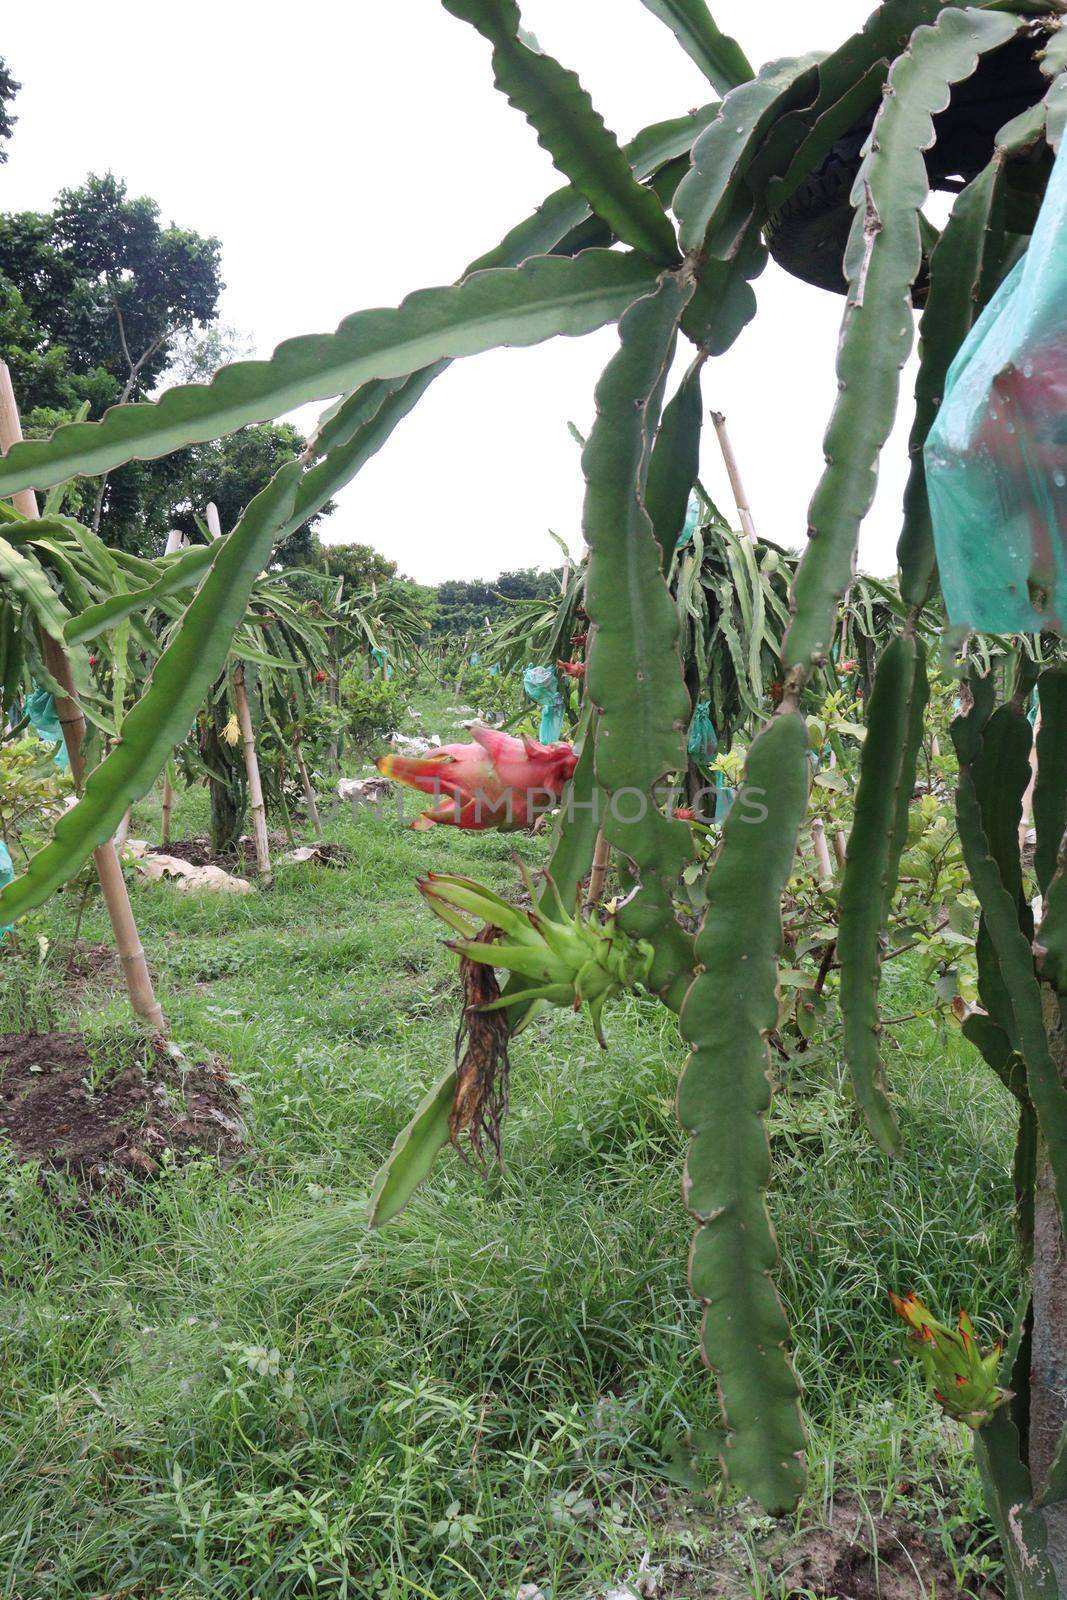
top-left (1, 2), bottom-right (919, 583)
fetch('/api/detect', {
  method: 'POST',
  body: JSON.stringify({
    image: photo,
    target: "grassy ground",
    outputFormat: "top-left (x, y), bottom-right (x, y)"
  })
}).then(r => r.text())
top-left (0, 693), bottom-right (1020, 1598)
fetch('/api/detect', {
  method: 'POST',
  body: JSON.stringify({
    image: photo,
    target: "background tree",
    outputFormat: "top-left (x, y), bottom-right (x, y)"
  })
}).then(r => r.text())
top-left (433, 566), bottom-right (562, 633)
top-left (0, 58), bottom-right (18, 163)
top-left (0, 172), bottom-right (222, 541)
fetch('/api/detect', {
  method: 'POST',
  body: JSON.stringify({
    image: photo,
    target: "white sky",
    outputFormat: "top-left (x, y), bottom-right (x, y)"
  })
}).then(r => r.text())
top-left (0, 2), bottom-right (918, 583)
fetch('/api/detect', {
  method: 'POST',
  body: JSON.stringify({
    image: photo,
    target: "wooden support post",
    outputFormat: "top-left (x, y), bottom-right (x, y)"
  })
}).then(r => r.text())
top-left (233, 663), bottom-right (271, 882)
top-left (294, 738), bottom-right (322, 835)
top-left (161, 771), bottom-right (174, 847)
top-left (833, 828), bottom-right (848, 872)
top-left (710, 409), bottom-right (759, 545)
top-left (0, 361), bottom-right (165, 1031)
top-left (113, 807), bottom-right (132, 850)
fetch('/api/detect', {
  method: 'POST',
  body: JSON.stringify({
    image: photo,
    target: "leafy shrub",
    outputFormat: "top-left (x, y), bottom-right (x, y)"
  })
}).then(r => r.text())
top-left (340, 673), bottom-right (408, 749)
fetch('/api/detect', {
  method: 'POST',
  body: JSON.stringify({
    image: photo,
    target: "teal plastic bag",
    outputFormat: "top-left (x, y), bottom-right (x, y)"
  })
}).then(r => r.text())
top-left (674, 491), bottom-right (701, 550)
top-left (25, 686), bottom-right (70, 768)
top-left (523, 664), bottom-right (564, 743)
top-left (926, 135), bottom-right (1067, 632)
top-left (370, 646), bottom-right (393, 679)
top-left (686, 700), bottom-right (717, 760)
top-left (0, 839), bottom-right (13, 937)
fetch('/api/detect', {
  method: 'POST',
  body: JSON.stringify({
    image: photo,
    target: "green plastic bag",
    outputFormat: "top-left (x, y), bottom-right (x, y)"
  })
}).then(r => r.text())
top-left (24, 686), bottom-right (70, 768)
top-left (686, 700), bottom-right (717, 760)
top-left (370, 646), bottom-right (393, 679)
top-left (674, 491), bottom-right (701, 550)
top-left (0, 839), bottom-right (13, 937)
top-left (926, 135), bottom-right (1067, 632)
top-left (523, 664), bottom-right (564, 743)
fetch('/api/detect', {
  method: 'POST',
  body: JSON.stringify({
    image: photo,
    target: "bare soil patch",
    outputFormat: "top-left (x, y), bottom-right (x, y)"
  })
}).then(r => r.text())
top-left (149, 834), bottom-right (351, 872)
top-left (0, 1031), bottom-right (243, 1192)
top-left (663, 1498), bottom-right (999, 1600)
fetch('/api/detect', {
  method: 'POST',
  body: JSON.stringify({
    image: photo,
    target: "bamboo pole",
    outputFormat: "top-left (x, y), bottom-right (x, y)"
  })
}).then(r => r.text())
top-left (233, 665), bottom-right (271, 881)
top-left (161, 770), bottom-right (174, 847)
top-left (833, 828), bottom-right (848, 872)
top-left (294, 738), bottom-right (322, 835)
top-left (158, 535), bottom-right (184, 844)
top-left (0, 361), bottom-right (165, 1031)
top-left (585, 827), bottom-right (612, 907)
top-left (710, 410), bottom-right (759, 545)
top-left (206, 502), bottom-right (272, 883)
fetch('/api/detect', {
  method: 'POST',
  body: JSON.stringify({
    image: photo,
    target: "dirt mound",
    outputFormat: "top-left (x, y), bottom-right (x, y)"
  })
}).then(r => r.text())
top-left (776, 1502), bottom-right (982, 1599)
top-left (150, 835), bottom-right (245, 869)
top-left (0, 1031), bottom-right (243, 1192)
top-left (149, 835), bottom-right (350, 872)
top-left (663, 1497), bottom-right (998, 1600)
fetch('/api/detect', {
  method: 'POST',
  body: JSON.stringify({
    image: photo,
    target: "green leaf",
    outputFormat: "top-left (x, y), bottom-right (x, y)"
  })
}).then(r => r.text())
top-left (897, 161), bottom-right (1002, 604)
top-left (673, 55), bottom-right (823, 256)
top-left (678, 707), bottom-right (810, 1514)
top-left (784, 6), bottom-right (1024, 673)
top-left (0, 534), bottom-right (90, 696)
top-left (839, 634), bottom-right (929, 1153)
top-left (582, 272), bottom-right (697, 1004)
top-left (470, 102), bottom-right (717, 273)
top-left (65, 542), bottom-right (216, 645)
top-left (1034, 668), bottom-right (1067, 895)
top-left (0, 465), bottom-right (303, 922)
top-left (312, 104), bottom-right (719, 472)
top-left (973, 1417), bottom-right (1057, 1599)
top-left (761, 0), bottom-right (968, 215)
top-left (636, 0), bottom-right (752, 94)
top-left (962, 1011), bottom-right (1027, 1101)
top-left (645, 358), bottom-right (703, 572)
top-left (443, 0), bottom-right (680, 266)
top-left (953, 709), bottom-right (1067, 1230)
top-left (0, 250), bottom-right (660, 496)
top-left (367, 1068), bottom-right (457, 1228)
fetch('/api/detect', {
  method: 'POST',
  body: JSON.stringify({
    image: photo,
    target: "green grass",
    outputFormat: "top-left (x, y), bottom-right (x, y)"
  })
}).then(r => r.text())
top-left (0, 766), bottom-right (1020, 1598)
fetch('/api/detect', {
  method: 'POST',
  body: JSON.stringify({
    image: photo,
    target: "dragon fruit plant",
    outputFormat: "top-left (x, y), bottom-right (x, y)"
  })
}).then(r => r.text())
top-left (2, 2), bottom-right (1067, 1586)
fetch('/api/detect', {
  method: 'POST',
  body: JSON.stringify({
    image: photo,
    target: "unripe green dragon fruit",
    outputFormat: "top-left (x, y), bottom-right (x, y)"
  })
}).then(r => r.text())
top-left (417, 869), bottom-right (654, 1045)
top-left (890, 1291), bottom-right (1010, 1429)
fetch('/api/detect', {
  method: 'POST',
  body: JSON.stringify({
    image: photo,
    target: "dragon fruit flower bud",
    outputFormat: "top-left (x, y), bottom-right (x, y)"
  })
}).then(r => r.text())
top-left (890, 1291), bottom-right (1010, 1429)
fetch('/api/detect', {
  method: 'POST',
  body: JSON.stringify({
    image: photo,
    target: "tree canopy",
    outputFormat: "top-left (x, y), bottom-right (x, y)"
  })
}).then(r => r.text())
top-left (0, 58), bottom-right (17, 163)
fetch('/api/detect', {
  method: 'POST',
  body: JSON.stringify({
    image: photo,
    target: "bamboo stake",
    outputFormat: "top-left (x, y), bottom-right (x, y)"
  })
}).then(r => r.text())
top-left (0, 361), bottom-right (165, 1030)
top-left (710, 410), bottom-right (759, 545)
top-left (113, 807), bottom-right (132, 850)
top-left (294, 738), bottom-right (322, 835)
top-left (811, 818), bottom-right (834, 881)
top-left (158, 535), bottom-right (184, 846)
top-left (161, 770), bottom-right (174, 847)
top-left (585, 827), bottom-right (612, 907)
top-left (833, 828), bottom-right (848, 872)
top-left (206, 502), bottom-right (272, 883)
top-left (233, 664), bottom-right (271, 881)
